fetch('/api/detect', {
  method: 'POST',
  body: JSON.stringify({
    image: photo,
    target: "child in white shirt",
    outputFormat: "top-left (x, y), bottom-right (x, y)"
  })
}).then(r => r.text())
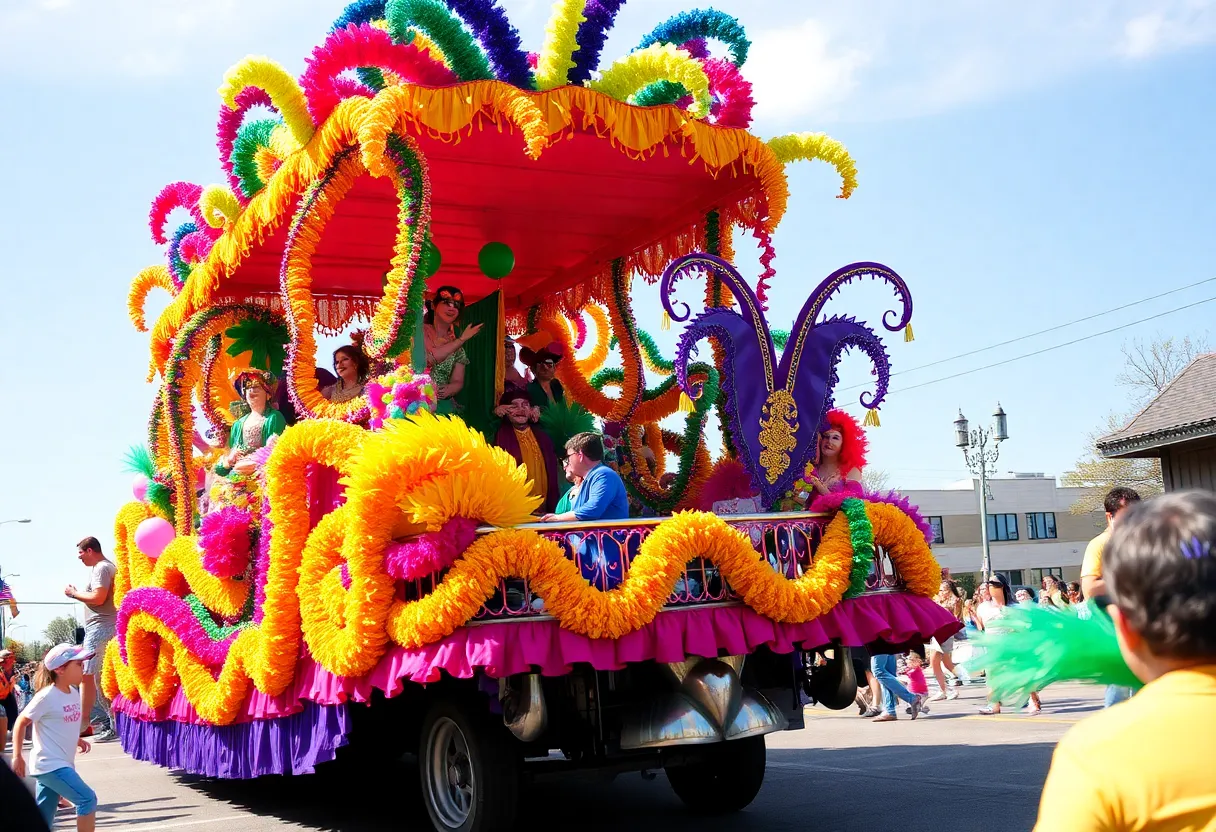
top-left (11, 643), bottom-right (98, 831)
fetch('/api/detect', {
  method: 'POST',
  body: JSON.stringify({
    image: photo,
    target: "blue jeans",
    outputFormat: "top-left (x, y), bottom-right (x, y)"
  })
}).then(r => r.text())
top-left (871, 654), bottom-right (916, 715)
top-left (33, 766), bottom-right (97, 824)
top-left (1104, 685), bottom-right (1133, 708)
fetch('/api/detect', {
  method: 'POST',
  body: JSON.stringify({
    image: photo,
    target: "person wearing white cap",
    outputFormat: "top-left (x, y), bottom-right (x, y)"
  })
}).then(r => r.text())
top-left (11, 643), bottom-right (99, 831)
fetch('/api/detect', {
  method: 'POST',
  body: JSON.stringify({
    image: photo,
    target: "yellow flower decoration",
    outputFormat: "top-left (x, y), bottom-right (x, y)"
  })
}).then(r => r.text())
top-left (590, 43), bottom-right (712, 119)
top-left (766, 132), bottom-right (858, 199)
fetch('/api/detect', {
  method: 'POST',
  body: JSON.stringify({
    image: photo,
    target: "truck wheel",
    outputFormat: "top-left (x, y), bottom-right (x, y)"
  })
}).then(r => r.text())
top-left (419, 699), bottom-right (520, 832)
top-left (664, 736), bottom-right (766, 814)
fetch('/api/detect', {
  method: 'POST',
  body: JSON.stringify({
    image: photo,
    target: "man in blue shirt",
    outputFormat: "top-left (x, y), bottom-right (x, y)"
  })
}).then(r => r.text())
top-left (541, 432), bottom-right (629, 523)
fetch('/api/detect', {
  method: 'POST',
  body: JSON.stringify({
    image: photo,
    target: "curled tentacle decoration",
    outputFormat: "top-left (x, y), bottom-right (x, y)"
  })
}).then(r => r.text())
top-left (767, 132), bottom-right (858, 199)
top-left (216, 87), bottom-right (273, 204)
top-left (301, 23), bottom-right (457, 125)
top-left (752, 223), bottom-right (776, 308)
top-left (229, 119), bottom-right (281, 199)
top-left (128, 266), bottom-right (178, 333)
top-left (535, 0), bottom-right (587, 91)
top-left (440, 0), bottom-right (534, 88)
top-left (332, 0), bottom-right (386, 29)
top-left (633, 80), bottom-right (688, 106)
top-left (703, 57), bottom-right (754, 128)
top-left (590, 43), bottom-right (712, 118)
top-left (149, 183), bottom-right (205, 245)
top-left (198, 333), bottom-right (237, 432)
top-left (218, 58), bottom-right (316, 147)
top-left (199, 185), bottom-right (241, 230)
top-left (179, 228), bottom-right (220, 265)
top-left (572, 303), bottom-right (610, 376)
top-left (568, 0), bottom-right (627, 85)
top-left (608, 329), bottom-right (673, 374)
top-left (385, 0), bottom-right (495, 82)
top-left (636, 9), bottom-right (751, 66)
top-left (663, 253), bottom-right (910, 505)
top-left (166, 222), bottom-right (197, 287)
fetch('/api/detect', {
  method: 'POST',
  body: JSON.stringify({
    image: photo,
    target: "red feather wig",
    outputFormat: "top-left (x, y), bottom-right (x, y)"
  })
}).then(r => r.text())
top-left (824, 409), bottom-right (868, 476)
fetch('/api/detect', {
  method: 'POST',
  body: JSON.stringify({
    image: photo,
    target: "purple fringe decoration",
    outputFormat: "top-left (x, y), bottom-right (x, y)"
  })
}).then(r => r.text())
top-left (443, 0), bottom-right (534, 88)
top-left (568, 0), bottom-right (627, 85)
top-left (116, 702), bottom-right (350, 779)
top-left (809, 487), bottom-right (936, 545)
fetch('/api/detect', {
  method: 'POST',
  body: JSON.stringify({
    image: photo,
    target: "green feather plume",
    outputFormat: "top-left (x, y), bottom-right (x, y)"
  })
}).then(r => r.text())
top-left (224, 318), bottom-right (289, 375)
top-left (122, 445), bottom-right (157, 479)
top-left (539, 400), bottom-right (596, 454)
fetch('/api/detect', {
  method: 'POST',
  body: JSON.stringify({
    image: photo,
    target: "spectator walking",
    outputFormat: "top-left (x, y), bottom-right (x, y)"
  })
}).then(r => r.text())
top-left (870, 651), bottom-right (922, 722)
top-left (928, 580), bottom-right (969, 699)
top-left (11, 644), bottom-right (99, 832)
top-left (901, 651), bottom-right (932, 715)
top-left (0, 649), bottom-right (16, 754)
top-left (1034, 491), bottom-right (1216, 831)
top-left (1081, 487), bottom-right (1142, 707)
top-left (64, 537), bottom-right (117, 741)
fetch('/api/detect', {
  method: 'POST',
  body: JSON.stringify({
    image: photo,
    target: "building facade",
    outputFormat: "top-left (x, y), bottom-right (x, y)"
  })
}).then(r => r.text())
top-left (901, 475), bottom-right (1105, 588)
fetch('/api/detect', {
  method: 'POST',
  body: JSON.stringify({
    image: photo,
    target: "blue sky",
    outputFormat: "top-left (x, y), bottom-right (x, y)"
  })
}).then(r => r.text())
top-left (1, 0), bottom-right (1214, 641)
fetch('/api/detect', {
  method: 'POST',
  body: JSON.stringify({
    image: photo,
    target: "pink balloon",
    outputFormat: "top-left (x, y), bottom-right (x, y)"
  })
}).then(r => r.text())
top-left (135, 517), bottom-right (176, 559)
top-left (132, 475), bottom-right (150, 503)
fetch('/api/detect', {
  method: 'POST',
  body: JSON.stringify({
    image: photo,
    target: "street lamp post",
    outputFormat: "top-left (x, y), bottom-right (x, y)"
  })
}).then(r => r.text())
top-left (0, 518), bottom-right (31, 646)
top-left (954, 404), bottom-right (1009, 581)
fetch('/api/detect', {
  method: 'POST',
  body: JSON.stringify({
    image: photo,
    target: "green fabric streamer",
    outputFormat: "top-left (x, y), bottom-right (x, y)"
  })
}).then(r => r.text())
top-left (386, 0), bottom-right (494, 81)
top-left (967, 602), bottom-right (1141, 707)
top-left (633, 80), bottom-right (690, 107)
top-left (453, 290), bottom-right (502, 438)
top-left (224, 318), bottom-right (289, 375)
top-left (230, 119), bottom-right (280, 199)
top-left (840, 497), bottom-right (875, 599)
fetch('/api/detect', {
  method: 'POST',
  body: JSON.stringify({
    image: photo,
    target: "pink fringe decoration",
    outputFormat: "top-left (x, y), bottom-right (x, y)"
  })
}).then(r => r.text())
top-left (527, 51), bottom-right (538, 69)
top-left (301, 24), bottom-right (458, 125)
top-left (751, 224), bottom-right (776, 309)
top-left (200, 506), bottom-right (255, 578)
top-left (117, 587), bottom-right (238, 668)
top-left (704, 57), bottom-right (754, 128)
top-left (574, 311), bottom-right (588, 350)
top-left (216, 88), bottom-right (274, 206)
top-left (808, 486), bottom-right (935, 546)
top-left (149, 182), bottom-right (205, 245)
top-left (384, 517), bottom-right (479, 581)
top-left (696, 458), bottom-right (755, 511)
top-left (180, 228), bottom-right (219, 264)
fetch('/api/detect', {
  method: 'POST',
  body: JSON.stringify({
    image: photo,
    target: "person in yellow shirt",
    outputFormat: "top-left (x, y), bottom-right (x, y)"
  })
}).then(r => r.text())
top-left (1035, 490), bottom-right (1216, 832)
top-left (1081, 486), bottom-right (1142, 708)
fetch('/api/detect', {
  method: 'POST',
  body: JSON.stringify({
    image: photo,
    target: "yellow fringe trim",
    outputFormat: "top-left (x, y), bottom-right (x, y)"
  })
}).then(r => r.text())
top-left (766, 132), bottom-right (858, 199)
top-left (127, 265), bottom-right (177, 333)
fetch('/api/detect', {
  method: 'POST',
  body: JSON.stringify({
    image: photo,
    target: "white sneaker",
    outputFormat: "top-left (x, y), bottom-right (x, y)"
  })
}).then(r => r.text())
top-left (927, 691), bottom-right (946, 703)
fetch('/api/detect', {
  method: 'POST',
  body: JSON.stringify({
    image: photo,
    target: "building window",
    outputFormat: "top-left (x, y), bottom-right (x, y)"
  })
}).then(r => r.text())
top-left (1029, 567), bottom-right (1064, 587)
top-left (1027, 512), bottom-right (1057, 540)
top-left (987, 513), bottom-right (1018, 541)
top-left (928, 516), bottom-right (945, 545)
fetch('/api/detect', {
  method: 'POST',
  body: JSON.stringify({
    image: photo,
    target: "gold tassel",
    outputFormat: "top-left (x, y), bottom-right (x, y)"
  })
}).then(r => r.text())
top-left (679, 392), bottom-right (696, 413)
top-left (904, 323), bottom-right (914, 342)
top-left (863, 408), bottom-right (881, 427)
top-left (661, 310), bottom-right (672, 331)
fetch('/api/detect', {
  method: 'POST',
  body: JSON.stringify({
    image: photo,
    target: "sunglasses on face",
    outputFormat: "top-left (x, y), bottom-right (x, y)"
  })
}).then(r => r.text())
top-left (538, 359), bottom-right (556, 367)
top-left (437, 298), bottom-right (463, 309)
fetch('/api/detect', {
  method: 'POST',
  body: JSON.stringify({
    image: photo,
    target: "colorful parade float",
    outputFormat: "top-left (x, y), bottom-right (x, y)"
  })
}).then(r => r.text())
top-left (108, 2), bottom-right (960, 829)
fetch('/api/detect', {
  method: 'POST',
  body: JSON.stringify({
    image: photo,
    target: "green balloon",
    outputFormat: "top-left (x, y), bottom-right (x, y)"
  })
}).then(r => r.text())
top-left (478, 241), bottom-right (514, 280)
top-left (419, 238), bottom-right (442, 279)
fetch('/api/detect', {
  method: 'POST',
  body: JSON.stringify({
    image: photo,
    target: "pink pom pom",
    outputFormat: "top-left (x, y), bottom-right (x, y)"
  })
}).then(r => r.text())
top-left (149, 182), bottom-right (205, 245)
top-left (696, 458), bottom-right (755, 511)
top-left (200, 506), bottom-right (254, 578)
top-left (134, 517), bottom-right (176, 559)
top-left (301, 24), bottom-right (457, 125)
top-left (384, 517), bottom-right (478, 581)
top-left (132, 475), bottom-right (150, 503)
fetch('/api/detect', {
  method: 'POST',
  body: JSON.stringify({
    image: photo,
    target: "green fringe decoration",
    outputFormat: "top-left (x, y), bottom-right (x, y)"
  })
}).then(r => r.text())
top-left (608, 330), bottom-right (674, 374)
top-left (185, 594), bottom-right (252, 642)
top-left (538, 400), bottom-right (596, 456)
top-left (967, 602), bottom-right (1141, 706)
top-left (386, 0), bottom-right (494, 82)
top-left (230, 118), bottom-right (280, 199)
top-left (146, 481), bottom-right (175, 526)
top-left (633, 80), bottom-right (690, 107)
top-left (224, 317), bottom-right (289, 375)
top-left (771, 329), bottom-right (790, 351)
top-left (841, 497), bottom-right (875, 599)
top-left (381, 134), bottom-right (430, 360)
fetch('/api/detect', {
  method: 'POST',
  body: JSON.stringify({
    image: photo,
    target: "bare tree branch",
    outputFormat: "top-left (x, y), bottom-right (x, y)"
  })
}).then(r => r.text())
top-left (862, 467), bottom-right (891, 493)
top-left (1116, 333), bottom-right (1209, 404)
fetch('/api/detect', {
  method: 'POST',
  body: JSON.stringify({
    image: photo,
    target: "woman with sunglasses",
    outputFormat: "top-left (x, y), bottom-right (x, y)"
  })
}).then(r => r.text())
top-left (422, 286), bottom-right (483, 414)
top-left (977, 573), bottom-right (1016, 715)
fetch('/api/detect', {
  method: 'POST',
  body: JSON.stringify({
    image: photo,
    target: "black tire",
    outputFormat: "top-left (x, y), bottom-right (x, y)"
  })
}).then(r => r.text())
top-left (803, 646), bottom-right (858, 710)
top-left (419, 698), bottom-right (521, 832)
top-left (664, 736), bottom-right (767, 815)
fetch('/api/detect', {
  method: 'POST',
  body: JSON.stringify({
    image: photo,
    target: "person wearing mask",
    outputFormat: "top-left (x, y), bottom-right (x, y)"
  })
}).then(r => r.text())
top-left (1082, 486), bottom-right (1142, 707)
top-left (63, 538), bottom-right (117, 742)
top-left (422, 286), bottom-right (483, 414)
top-left (1034, 491), bottom-right (1216, 832)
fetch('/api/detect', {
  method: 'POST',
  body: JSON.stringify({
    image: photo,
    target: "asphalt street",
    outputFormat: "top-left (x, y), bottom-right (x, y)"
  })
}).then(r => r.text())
top-left (8, 681), bottom-right (1103, 831)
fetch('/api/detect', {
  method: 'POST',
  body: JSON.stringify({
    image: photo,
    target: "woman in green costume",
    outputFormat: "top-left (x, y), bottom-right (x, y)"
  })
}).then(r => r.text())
top-left (421, 285), bottom-right (483, 415)
top-left (215, 370), bottom-right (287, 477)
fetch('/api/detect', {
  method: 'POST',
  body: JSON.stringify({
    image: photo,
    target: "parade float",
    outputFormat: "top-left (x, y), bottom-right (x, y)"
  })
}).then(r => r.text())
top-left (107, 2), bottom-right (960, 829)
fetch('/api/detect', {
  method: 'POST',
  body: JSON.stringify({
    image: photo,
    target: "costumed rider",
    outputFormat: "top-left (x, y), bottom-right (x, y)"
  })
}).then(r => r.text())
top-left (215, 370), bottom-right (287, 477)
top-left (786, 409), bottom-right (867, 511)
top-left (493, 388), bottom-right (562, 514)
top-left (514, 332), bottom-right (565, 409)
